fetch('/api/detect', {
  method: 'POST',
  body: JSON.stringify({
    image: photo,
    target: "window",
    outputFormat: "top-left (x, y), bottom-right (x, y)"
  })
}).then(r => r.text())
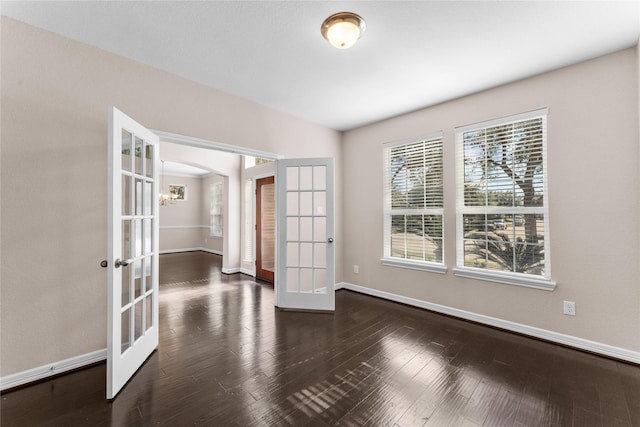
top-left (210, 181), bottom-right (223, 236)
top-left (455, 108), bottom-right (554, 289)
top-left (244, 156), bottom-right (273, 168)
top-left (382, 133), bottom-right (446, 273)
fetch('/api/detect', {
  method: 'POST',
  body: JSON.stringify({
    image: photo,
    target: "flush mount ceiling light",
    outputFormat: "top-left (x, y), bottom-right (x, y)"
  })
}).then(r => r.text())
top-left (321, 12), bottom-right (366, 49)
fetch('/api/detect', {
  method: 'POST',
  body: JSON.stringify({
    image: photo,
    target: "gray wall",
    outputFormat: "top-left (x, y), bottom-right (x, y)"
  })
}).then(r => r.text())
top-left (341, 47), bottom-right (640, 353)
top-left (0, 18), bottom-right (342, 376)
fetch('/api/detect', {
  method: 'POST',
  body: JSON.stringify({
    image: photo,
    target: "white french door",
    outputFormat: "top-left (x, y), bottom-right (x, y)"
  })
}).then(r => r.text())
top-left (107, 107), bottom-right (160, 399)
top-left (276, 158), bottom-right (335, 311)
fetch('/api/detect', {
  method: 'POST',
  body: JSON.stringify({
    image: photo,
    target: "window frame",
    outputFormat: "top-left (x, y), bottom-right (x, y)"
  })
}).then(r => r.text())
top-left (381, 132), bottom-right (447, 274)
top-left (209, 181), bottom-right (223, 237)
top-left (454, 108), bottom-right (555, 290)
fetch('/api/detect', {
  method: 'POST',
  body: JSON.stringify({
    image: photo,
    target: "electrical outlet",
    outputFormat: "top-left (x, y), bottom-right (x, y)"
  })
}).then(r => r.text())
top-left (353, 265), bottom-right (359, 274)
top-left (563, 301), bottom-right (576, 316)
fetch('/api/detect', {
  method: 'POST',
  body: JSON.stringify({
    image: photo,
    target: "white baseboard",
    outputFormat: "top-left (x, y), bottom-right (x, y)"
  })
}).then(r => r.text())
top-left (0, 348), bottom-right (107, 392)
top-left (199, 247), bottom-right (223, 256)
top-left (240, 267), bottom-right (255, 277)
top-left (160, 225), bottom-right (210, 230)
top-left (336, 282), bottom-right (640, 364)
top-left (160, 247), bottom-right (223, 256)
top-left (161, 248), bottom-right (240, 272)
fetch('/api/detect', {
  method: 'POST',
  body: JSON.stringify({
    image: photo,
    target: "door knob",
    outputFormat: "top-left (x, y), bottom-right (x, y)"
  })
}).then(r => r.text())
top-left (327, 238), bottom-right (334, 243)
top-left (115, 259), bottom-right (131, 268)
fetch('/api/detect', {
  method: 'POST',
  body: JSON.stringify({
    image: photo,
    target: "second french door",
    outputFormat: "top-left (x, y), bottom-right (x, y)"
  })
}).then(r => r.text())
top-left (276, 158), bottom-right (335, 312)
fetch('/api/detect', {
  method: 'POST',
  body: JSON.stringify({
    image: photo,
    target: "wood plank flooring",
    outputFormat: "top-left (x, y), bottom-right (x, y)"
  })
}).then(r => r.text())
top-left (2, 251), bottom-right (639, 426)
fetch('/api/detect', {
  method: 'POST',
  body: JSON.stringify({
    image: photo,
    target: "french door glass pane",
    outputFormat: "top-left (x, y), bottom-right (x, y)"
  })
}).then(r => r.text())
top-left (134, 259), bottom-right (142, 298)
top-left (145, 294), bottom-right (153, 332)
top-left (145, 256), bottom-right (152, 294)
top-left (121, 264), bottom-right (130, 307)
top-left (287, 242), bottom-right (299, 266)
top-left (299, 167), bottom-right (312, 190)
top-left (287, 268), bottom-right (298, 292)
top-left (286, 192), bottom-right (298, 215)
top-left (144, 219), bottom-right (152, 254)
top-left (287, 217), bottom-right (299, 241)
top-left (300, 243), bottom-right (312, 267)
top-left (122, 220), bottom-right (131, 260)
top-left (313, 166), bottom-right (326, 190)
top-left (145, 144), bottom-right (154, 178)
top-left (314, 269), bottom-right (327, 293)
top-left (299, 192), bottom-right (312, 216)
top-left (286, 167), bottom-right (298, 190)
top-left (122, 130), bottom-right (132, 172)
top-left (144, 182), bottom-right (153, 216)
top-left (134, 300), bottom-right (143, 341)
top-left (134, 137), bottom-right (143, 175)
top-left (314, 217), bottom-right (326, 241)
top-left (314, 243), bottom-right (327, 267)
top-left (300, 269), bottom-right (312, 292)
top-left (314, 192), bottom-right (326, 216)
top-left (135, 178), bottom-right (143, 215)
top-left (122, 175), bottom-right (131, 216)
top-left (121, 309), bottom-right (130, 354)
top-left (134, 219), bottom-right (142, 257)
top-left (300, 217), bottom-right (312, 241)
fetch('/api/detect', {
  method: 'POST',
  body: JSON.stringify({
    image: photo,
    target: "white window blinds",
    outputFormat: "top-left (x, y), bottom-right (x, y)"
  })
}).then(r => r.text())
top-left (455, 108), bottom-right (551, 282)
top-left (383, 133), bottom-right (444, 266)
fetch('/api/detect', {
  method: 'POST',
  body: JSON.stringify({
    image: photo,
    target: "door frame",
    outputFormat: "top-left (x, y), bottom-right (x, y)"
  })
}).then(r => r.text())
top-left (148, 130), bottom-right (336, 313)
top-left (152, 130), bottom-right (281, 276)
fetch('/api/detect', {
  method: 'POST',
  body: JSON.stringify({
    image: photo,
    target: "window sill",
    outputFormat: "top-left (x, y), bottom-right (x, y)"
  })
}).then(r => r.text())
top-left (381, 257), bottom-right (447, 274)
top-left (453, 267), bottom-right (556, 291)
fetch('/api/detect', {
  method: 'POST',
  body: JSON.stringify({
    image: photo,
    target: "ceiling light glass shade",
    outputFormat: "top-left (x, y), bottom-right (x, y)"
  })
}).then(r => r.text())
top-left (321, 12), bottom-right (366, 49)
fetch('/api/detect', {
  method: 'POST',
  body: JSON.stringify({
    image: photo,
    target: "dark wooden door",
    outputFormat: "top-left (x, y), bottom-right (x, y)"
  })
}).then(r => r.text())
top-left (256, 176), bottom-right (275, 282)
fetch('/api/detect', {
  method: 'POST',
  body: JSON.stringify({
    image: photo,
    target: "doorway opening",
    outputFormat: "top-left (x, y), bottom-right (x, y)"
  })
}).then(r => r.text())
top-left (153, 129), bottom-right (280, 281)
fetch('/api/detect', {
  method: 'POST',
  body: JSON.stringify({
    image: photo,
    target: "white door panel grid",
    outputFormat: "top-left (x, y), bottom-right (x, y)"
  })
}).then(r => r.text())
top-left (276, 158), bottom-right (335, 311)
top-left (107, 107), bottom-right (159, 399)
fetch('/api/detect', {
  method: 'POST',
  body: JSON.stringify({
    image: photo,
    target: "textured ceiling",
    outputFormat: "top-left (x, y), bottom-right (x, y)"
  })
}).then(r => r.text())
top-left (2, 1), bottom-right (639, 131)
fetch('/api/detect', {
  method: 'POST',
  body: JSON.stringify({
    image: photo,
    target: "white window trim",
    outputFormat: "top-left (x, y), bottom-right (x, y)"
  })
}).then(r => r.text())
top-left (454, 267), bottom-right (556, 290)
top-left (382, 131), bottom-right (445, 271)
top-left (454, 108), bottom-right (553, 290)
top-left (381, 257), bottom-right (447, 274)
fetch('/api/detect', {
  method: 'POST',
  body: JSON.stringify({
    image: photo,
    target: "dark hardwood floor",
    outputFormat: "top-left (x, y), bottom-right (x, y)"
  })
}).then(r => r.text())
top-left (2, 251), bottom-right (639, 426)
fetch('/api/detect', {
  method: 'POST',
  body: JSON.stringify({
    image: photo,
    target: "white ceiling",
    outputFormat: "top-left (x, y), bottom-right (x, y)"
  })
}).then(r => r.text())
top-left (162, 161), bottom-right (212, 177)
top-left (2, 1), bottom-right (639, 131)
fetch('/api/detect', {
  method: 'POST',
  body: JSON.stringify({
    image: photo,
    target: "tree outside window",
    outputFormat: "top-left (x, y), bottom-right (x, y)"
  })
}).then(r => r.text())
top-left (457, 110), bottom-right (549, 278)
